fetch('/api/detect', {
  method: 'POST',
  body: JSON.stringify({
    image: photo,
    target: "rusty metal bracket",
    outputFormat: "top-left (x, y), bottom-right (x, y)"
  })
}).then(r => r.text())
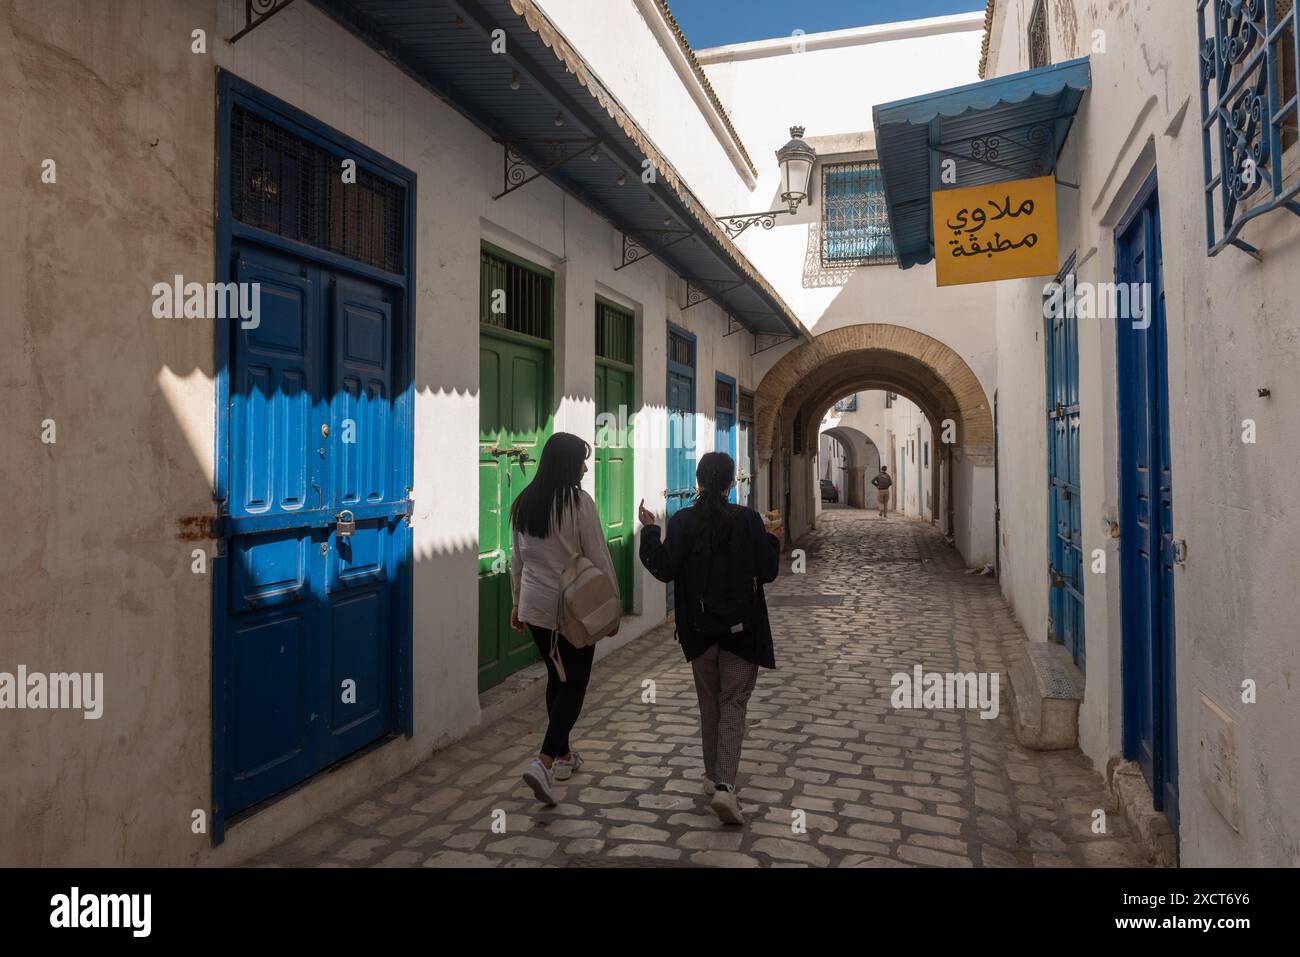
top-left (752, 332), bottom-right (794, 355)
top-left (681, 277), bottom-right (743, 311)
top-left (617, 229), bottom-right (693, 271)
top-left (494, 137), bottom-right (601, 200)
top-left (228, 0), bottom-right (298, 44)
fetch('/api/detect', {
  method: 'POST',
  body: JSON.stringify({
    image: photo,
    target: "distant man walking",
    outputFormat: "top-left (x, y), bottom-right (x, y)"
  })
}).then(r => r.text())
top-left (871, 466), bottom-right (893, 517)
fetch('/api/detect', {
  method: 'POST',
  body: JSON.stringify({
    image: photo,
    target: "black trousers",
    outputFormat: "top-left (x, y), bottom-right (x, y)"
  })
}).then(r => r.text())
top-left (529, 626), bottom-right (595, 759)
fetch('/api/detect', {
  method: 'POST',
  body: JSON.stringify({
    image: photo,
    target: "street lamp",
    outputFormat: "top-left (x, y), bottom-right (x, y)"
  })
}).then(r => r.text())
top-left (717, 126), bottom-right (817, 239)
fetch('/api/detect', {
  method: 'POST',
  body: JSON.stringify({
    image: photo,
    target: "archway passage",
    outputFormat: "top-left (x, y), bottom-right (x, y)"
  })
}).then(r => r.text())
top-left (756, 324), bottom-right (992, 464)
top-left (754, 324), bottom-right (995, 563)
top-left (821, 425), bottom-right (879, 508)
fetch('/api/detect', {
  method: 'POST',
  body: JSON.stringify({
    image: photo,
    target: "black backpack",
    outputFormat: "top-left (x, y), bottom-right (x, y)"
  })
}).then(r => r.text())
top-left (684, 505), bottom-right (758, 637)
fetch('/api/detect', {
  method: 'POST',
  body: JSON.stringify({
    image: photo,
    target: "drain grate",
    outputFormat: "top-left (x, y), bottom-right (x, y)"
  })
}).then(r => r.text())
top-left (767, 594), bottom-right (845, 607)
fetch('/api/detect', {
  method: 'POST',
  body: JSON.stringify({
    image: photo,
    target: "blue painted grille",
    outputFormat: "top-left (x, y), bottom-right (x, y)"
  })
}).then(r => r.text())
top-left (821, 161), bottom-right (896, 265)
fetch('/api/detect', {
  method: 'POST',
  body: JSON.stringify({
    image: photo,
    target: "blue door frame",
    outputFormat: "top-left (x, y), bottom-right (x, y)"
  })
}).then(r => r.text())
top-left (665, 324), bottom-right (696, 609)
top-left (1046, 253), bottom-right (1085, 670)
top-left (212, 72), bottom-right (416, 844)
top-left (1116, 169), bottom-right (1178, 837)
top-left (715, 372), bottom-right (737, 503)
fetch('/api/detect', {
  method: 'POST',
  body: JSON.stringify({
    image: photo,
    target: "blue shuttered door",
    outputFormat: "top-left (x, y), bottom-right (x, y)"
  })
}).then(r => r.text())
top-left (1046, 258), bottom-right (1085, 669)
top-left (223, 247), bottom-right (405, 813)
top-left (1116, 174), bottom-right (1178, 834)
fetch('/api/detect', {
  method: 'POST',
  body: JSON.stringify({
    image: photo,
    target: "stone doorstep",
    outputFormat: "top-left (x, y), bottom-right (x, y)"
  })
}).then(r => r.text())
top-left (1107, 759), bottom-right (1177, 867)
top-left (1007, 640), bottom-right (1084, 751)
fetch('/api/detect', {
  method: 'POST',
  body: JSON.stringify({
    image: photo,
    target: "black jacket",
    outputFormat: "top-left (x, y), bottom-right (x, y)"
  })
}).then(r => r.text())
top-left (639, 503), bottom-right (781, 669)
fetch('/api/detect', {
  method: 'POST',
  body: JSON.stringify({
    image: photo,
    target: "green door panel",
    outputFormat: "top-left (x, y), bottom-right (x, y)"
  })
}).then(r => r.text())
top-left (478, 332), bottom-right (550, 692)
top-left (596, 362), bottom-right (634, 613)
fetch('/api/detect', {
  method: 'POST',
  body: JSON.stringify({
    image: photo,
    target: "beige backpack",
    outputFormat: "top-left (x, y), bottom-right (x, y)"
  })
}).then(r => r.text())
top-left (549, 522), bottom-right (621, 681)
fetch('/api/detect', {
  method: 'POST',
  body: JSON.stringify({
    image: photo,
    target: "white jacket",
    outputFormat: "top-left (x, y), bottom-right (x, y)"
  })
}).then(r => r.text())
top-left (510, 490), bottom-right (620, 631)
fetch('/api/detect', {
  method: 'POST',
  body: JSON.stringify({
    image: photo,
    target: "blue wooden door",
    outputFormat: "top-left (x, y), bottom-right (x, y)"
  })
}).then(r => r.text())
top-left (666, 329), bottom-right (696, 608)
top-left (222, 245), bottom-right (407, 814)
top-left (715, 374), bottom-right (737, 503)
top-left (1046, 257), bottom-right (1085, 669)
top-left (1116, 173), bottom-right (1178, 833)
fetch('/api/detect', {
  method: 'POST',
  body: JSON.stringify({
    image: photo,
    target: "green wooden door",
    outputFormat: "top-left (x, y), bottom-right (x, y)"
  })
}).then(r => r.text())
top-left (595, 362), bottom-right (634, 612)
top-left (478, 332), bottom-right (549, 691)
top-left (477, 245), bottom-right (554, 693)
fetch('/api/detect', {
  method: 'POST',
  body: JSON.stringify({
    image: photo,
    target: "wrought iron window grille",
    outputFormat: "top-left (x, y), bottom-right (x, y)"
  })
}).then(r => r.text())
top-left (1199, 0), bottom-right (1300, 257)
top-left (820, 161), bottom-right (896, 266)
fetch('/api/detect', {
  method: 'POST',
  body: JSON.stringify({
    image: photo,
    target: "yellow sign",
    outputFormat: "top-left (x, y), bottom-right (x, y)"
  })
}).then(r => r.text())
top-left (932, 174), bottom-right (1058, 287)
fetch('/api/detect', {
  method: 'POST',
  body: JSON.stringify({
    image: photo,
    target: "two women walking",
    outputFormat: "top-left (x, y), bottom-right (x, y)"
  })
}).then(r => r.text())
top-left (509, 433), bottom-right (779, 825)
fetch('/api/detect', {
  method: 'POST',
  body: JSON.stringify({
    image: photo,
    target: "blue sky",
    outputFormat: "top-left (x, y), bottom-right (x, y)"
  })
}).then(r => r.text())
top-left (669, 0), bottom-right (985, 49)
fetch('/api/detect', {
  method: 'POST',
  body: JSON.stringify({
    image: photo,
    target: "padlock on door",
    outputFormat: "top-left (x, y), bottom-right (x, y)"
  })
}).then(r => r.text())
top-left (335, 509), bottom-right (357, 538)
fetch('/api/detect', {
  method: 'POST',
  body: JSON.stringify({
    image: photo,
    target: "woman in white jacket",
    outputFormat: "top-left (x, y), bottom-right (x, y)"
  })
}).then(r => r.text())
top-left (509, 432), bottom-right (620, 806)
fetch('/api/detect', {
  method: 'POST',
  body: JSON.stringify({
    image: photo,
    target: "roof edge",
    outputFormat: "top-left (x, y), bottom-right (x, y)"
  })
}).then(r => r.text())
top-left (694, 11), bottom-right (986, 64)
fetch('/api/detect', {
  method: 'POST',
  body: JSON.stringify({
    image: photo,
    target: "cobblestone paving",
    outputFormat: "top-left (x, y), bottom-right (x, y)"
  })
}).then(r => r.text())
top-left (253, 509), bottom-right (1152, 868)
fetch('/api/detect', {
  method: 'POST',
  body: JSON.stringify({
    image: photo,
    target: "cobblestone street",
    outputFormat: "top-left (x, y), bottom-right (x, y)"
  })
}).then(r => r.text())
top-left (254, 509), bottom-right (1151, 869)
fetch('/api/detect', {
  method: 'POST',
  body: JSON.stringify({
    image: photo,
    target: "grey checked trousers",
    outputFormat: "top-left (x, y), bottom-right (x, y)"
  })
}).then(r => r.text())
top-left (690, 644), bottom-right (759, 789)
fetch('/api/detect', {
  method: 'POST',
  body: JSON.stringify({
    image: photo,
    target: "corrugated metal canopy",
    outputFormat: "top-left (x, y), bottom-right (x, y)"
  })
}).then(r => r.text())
top-left (872, 57), bottom-right (1091, 269)
top-left (308, 0), bottom-right (807, 340)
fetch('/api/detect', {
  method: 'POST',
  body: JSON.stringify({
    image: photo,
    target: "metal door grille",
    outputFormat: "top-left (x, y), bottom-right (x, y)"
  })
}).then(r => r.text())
top-left (668, 330), bottom-right (693, 367)
top-left (230, 106), bottom-right (404, 273)
top-left (715, 377), bottom-right (734, 411)
top-left (596, 300), bottom-right (634, 364)
top-left (738, 390), bottom-right (755, 422)
top-left (480, 249), bottom-right (554, 340)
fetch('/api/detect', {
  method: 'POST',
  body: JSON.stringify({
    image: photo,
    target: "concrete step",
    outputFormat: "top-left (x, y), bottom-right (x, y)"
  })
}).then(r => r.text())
top-left (1007, 639), bottom-right (1085, 750)
top-left (1107, 759), bottom-right (1178, 866)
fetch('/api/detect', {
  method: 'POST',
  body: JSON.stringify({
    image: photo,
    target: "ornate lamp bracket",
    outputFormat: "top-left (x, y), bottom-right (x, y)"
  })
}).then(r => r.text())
top-left (716, 208), bottom-right (793, 240)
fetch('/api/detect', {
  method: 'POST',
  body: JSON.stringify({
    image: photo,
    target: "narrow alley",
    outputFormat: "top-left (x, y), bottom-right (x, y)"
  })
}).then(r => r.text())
top-left (254, 509), bottom-right (1149, 869)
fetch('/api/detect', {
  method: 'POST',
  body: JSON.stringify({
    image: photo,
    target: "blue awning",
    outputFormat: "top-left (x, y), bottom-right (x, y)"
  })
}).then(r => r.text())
top-left (872, 57), bottom-right (1091, 269)
top-left (305, 0), bottom-right (807, 341)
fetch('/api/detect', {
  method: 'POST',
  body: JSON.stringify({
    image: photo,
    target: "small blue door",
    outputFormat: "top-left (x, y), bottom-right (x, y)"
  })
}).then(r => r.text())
top-left (1116, 172), bottom-right (1178, 834)
top-left (666, 327), bottom-right (696, 609)
top-left (715, 374), bottom-right (737, 503)
top-left (1046, 256), bottom-right (1085, 669)
top-left (223, 248), bottom-right (408, 814)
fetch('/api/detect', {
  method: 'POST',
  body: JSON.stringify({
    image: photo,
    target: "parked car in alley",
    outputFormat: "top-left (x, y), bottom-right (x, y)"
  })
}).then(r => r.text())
top-left (820, 478), bottom-right (839, 503)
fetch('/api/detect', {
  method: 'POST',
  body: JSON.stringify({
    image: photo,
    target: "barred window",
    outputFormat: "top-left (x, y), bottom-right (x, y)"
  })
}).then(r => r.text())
top-left (480, 248), bottom-right (553, 340)
top-left (668, 330), bottom-right (694, 367)
top-left (596, 300), bottom-right (634, 364)
top-left (1279, 0), bottom-right (1298, 151)
top-left (821, 161), bottom-right (896, 265)
top-left (1028, 0), bottom-right (1050, 70)
top-left (738, 389), bottom-right (755, 423)
top-left (230, 105), bottom-right (405, 274)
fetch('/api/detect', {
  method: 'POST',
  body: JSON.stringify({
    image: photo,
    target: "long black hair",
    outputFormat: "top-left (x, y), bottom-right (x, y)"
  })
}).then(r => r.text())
top-left (509, 431), bottom-right (591, 538)
top-left (693, 451), bottom-right (736, 540)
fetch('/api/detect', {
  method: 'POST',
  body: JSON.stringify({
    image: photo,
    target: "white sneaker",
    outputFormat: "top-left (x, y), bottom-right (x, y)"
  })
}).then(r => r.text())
top-left (522, 757), bottom-right (557, 806)
top-left (710, 786), bottom-right (744, 825)
top-left (553, 751), bottom-right (583, 782)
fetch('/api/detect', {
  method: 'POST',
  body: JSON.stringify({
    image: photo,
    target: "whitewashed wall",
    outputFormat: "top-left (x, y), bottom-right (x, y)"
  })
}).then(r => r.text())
top-left (1, 0), bottom-right (763, 866)
top-left (987, 0), bottom-right (1300, 866)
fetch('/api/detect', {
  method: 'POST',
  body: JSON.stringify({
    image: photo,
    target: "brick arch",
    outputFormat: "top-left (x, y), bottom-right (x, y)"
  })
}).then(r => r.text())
top-left (756, 324), bottom-right (993, 465)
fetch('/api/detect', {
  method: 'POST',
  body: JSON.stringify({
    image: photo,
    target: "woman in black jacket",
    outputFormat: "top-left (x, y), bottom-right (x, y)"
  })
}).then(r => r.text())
top-left (638, 451), bottom-right (780, 824)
